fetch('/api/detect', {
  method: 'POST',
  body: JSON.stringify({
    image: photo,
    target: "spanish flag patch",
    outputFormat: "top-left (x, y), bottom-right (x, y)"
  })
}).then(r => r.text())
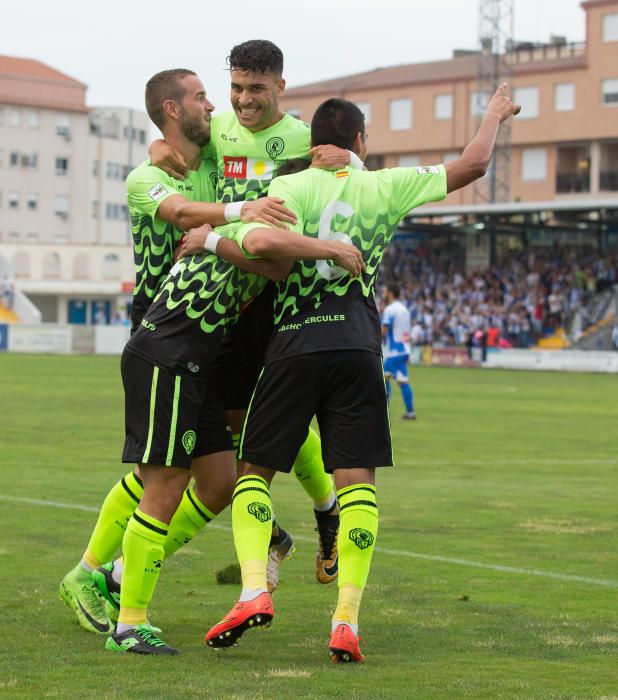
top-left (335, 170), bottom-right (349, 178)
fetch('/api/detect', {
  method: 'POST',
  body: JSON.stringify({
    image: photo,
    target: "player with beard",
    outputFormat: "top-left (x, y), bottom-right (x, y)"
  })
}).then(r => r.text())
top-left (59, 69), bottom-right (297, 637)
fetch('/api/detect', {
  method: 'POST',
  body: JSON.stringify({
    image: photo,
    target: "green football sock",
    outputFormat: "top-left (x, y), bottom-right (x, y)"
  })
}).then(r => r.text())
top-left (83, 471), bottom-right (143, 569)
top-left (118, 507), bottom-right (167, 627)
top-left (333, 484), bottom-right (378, 627)
top-left (293, 428), bottom-right (334, 508)
top-left (164, 484), bottom-right (216, 556)
top-left (232, 475), bottom-right (272, 592)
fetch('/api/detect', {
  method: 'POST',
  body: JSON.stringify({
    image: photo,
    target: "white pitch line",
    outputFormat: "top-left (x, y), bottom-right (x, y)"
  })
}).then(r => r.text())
top-left (1, 494), bottom-right (616, 589)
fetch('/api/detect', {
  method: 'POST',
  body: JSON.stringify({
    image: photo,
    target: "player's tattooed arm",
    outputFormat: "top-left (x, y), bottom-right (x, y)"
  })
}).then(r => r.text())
top-left (149, 139), bottom-right (188, 180)
top-left (445, 83), bottom-right (520, 193)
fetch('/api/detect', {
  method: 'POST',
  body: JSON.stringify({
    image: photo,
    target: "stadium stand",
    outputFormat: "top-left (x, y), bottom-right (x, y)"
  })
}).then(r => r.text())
top-left (378, 244), bottom-right (617, 349)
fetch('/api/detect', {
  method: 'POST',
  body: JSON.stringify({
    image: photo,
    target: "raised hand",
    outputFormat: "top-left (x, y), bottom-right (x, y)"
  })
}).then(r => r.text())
top-left (486, 83), bottom-right (521, 123)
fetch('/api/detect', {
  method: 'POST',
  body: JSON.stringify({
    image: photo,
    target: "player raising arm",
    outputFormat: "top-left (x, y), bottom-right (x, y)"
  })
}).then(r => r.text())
top-left (204, 84), bottom-right (520, 662)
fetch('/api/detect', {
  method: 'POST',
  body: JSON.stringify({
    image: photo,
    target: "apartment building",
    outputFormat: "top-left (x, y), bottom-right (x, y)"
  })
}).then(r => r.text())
top-left (0, 56), bottom-right (149, 323)
top-left (280, 0), bottom-right (618, 209)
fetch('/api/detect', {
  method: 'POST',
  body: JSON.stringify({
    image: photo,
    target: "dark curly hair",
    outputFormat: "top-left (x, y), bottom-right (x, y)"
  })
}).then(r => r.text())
top-left (311, 98), bottom-right (365, 151)
top-left (227, 40), bottom-right (283, 76)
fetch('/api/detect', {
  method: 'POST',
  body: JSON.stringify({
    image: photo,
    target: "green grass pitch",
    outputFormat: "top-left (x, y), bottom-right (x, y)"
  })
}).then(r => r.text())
top-left (0, 354), bottom-right (617, 699)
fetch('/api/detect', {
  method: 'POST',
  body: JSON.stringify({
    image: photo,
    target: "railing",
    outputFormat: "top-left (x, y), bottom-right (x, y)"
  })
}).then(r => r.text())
top-left (600, 171), bottom-right (618, 192)
top-left (556, 173), bottom-right (590, 194)
top-left (565, 284), bottom-right (618, 343)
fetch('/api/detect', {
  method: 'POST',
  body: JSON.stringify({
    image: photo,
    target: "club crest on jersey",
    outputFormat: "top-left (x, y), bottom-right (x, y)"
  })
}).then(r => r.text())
top-left (223, 156), bottom-right (274, 181)
top-left (148, 183), bottom-right (168, 201)
top-left (266, 136), bottom-right (285, 159)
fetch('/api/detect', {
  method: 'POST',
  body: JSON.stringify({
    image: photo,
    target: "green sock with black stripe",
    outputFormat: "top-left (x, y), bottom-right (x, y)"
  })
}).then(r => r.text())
top-left (164, 484), bottom-right (217, 556)
top-left (292, 427), bottom-right (335, 508)
top-left (118, 508), bottom-right (168, 628)
top-left (333, 484), bottom-right (379, 629)
top-left (232, 475), bottom-right (272, 595)
top-left (82, 470), bottom-right (143, 570)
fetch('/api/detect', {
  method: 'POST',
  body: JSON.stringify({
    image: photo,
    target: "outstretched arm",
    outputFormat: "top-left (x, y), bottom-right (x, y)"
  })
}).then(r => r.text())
top-left (445, 83), bottom-right (520, 193)
top-left (240, 226), bottom-right (365, 277)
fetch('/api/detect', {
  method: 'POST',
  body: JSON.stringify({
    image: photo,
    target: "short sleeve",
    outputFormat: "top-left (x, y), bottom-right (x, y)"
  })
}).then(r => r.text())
top-left (390, 165), bottom-right (447, 218)
top-left (126, 165), bottom-right (184, 219)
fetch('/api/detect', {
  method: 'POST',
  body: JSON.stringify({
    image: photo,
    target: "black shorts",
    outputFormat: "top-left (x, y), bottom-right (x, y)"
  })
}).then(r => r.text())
top-left (213, 284), bottom-right (275, 411)
top-left (239, 350), bottom-right (393, 472)
top-left (121, 350), bottom-right (232, 469)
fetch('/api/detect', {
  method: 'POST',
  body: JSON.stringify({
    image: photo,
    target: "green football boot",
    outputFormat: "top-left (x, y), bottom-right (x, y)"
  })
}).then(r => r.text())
top-left (106, 624), bottom-right (179, 655)
top-left (92, 562), bottom-right (120, 623)
top-left (59, 566), bottom-right (112, 635)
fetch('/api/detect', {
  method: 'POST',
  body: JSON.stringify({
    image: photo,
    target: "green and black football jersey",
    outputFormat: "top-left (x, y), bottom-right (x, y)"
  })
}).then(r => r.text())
top-left (209, 111), bottom-right (311, 203)
top-left (125, 222), bottom-right (268, 378)
top-left (126, 156), bottom-right (217, 332)
top-left (237, 165), bottom-right (447, 362)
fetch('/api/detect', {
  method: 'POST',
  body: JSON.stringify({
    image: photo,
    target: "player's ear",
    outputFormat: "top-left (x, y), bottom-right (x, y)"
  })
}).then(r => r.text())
top-left (163, 99), bottom-right (180, 121)
top-left (277, 78), bottom-right (286, 97)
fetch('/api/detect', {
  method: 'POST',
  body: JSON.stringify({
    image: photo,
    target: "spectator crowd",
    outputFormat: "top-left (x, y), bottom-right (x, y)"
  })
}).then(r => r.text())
top-left (378, 243), bottom-right (618, 348)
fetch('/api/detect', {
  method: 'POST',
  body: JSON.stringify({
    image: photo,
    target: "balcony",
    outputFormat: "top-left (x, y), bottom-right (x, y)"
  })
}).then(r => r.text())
top-left (600, 171), bottom-right (618, 192)
top-left (556, 173), bottom-right (590, 194)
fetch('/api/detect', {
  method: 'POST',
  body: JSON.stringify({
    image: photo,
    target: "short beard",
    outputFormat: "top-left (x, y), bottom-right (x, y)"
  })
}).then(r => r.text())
top-left (180, 109), bottom-right (210, 147)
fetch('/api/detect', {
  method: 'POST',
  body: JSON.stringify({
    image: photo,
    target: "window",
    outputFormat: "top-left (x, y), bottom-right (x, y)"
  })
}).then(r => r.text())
top-left (398, 155), bottom-right (420, 167)
top-left (138, 129), bottom-right (146, 145)
top-left (434, 94), bottom-right (453, 120)
top-left (92, 201), bottom-right (99, 219)
top-left (389, 99), bottom-right (412, 130)
top-left (470, 91), bottom-right (489, 116)
top-left (26, 193), bottom-right (38, 210)
top-left (10, 152), bottom-right (19, 167)
top-left (600, 141), bottom-right (618, 191)
top-left (9, 108), bottom-right (21, 127)
top-left (556, 144), bottom-right (590, 193)
top-left (514, 86), bottom-right (539, 119)
top-left (555, 83), bottom-right (575, 112)
top-left (92, 160), bottom-right (99, 177)
top-left (56, 114), bottom-right (71, 139)
top-left (55, 195), bottom-right (70, 218)
top-left (20, 153), bottom-right (38, 168)
top-left (521, 148), bottom-right (547, 182)
top-left (356, 102), bottom-right (371, 126)
top-left (27, 110), bottom-right (39, 128)
top-left (9, 192), bottom-right (20, 209)
top-left (602, 79), bottom-right (618, 105)
top-left (603, 12), bottom-right (618, 41)
top-left (56, 157), bottom-right (69, 176)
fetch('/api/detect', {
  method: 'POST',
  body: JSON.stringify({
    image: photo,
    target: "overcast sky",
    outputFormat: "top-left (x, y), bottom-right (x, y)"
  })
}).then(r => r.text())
top-left (1, 0), bottom-right (587, 114)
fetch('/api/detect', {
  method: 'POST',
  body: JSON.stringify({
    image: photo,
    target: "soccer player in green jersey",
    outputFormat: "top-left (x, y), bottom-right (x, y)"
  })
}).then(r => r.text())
top-left (151, 41), bottom-right (358, 588)
top-left (205, 85), bottom-right (521, 661)
top-left (103, 182), bottom-right (363, 654)
top-left (59, 69), bottom-right (298, 637)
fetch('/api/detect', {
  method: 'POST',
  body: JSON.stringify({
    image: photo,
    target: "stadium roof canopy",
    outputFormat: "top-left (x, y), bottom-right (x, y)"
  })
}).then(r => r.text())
top-left (410, 199), bottom-right (618, 219)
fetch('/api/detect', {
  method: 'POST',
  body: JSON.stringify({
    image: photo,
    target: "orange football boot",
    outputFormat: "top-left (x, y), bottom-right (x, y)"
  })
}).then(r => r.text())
top-left (329, 624), bottom-right (365, 663)
top-left (205, 592), bottom-right (274, 648)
